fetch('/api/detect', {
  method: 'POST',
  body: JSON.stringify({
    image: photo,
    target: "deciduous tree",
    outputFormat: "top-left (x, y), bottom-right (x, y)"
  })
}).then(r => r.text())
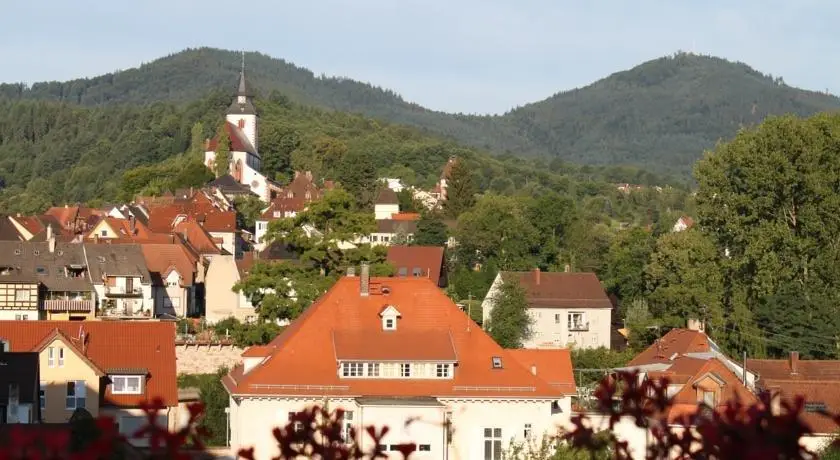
top-left (486, 278), bottom-right (532, 348)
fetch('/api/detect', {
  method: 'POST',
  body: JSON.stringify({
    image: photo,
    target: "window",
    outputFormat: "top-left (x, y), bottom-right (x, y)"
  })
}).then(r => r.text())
top-left (342, 410), bottom-right (354, 442)
top-left (342, 362), bottom-right (364, 377)
top-left (58, 347), bottom-right (64, 367)
top-left (436, 363), bottom-right (450, 378)
top-left (701, 390), bottom-right (715, 407)
top-left (805, 402), bottom-right (827, 413)
top-left (568, 312), bottom-right (587, 331)
top-left (39, 382), bottom-right (46, 411)
top-left (400, 363), bottom-right (411, 378)
top-left (412, 267), bottom-right (422, 277)
top-left (112, 375), bottom-right (143, 394)
top-left (0, 339), bottom-right (8, 352)
top-left (418, 444), bottom-right (431, 451)
top-left (554, 314), bottom-right (561, 324)
top-left (484, 428), bottom-right (502, 460)
top-left (398, 267), bottom-right (408, 277)
top-left (48, 347), bottom-right (55, 367)
top-left (14, 314), bottom-right (28, 320)
top-left (100, 230), bottom-right (107, 237)
top-left (551, 401), bottom-right (563, 415)
top-left (385, 318), bottom-right (395, 330)
top-left (273, 211), bottom-right (282, 218)
top-left (288, 412), bottom-right (304, 432)
top-left (15, 290), bottom-right (30, 301)
top-left (66, 381), bottom-right (86, 410)
top-left (389, 445), bottom-right (402, 451)
top-left (524, 423), bottom-right (532, 439)
top-left (491, 356), bottom-right (503, 369)
top-left (367, 363), bottom-right (380, 377)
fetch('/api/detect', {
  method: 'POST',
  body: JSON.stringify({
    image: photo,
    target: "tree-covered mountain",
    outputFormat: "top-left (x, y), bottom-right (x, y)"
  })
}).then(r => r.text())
top-left (3, 48), bottom-right (839, 176)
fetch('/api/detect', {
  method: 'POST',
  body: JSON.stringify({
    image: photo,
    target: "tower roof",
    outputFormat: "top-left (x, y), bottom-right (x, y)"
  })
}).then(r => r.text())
top-left (227, 52), bottom-right (256, 115)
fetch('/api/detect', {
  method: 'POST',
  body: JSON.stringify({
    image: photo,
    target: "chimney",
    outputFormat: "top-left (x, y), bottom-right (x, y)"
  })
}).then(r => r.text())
top-left (347, 266), bottom-right (356, 277)
top-left (530, 365), bottom-right (537, 376)
top-left (533, 267), bottom-right (540, 285)
top-left (47, 225), bottom-right (56, 253)
top-left (564, 264), bottom-right (571, 273)
top-left (789, 351), bottom-right (799, 375)
top-left (360, 262), bottom-right (370, 296)
top-left (687, 318), bottom-right (705, 332)
top-left (129, 215), bottom-right (136, 235)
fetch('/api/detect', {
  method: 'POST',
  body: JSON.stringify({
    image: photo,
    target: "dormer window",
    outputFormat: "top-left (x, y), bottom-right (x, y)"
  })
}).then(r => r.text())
top-left (379, 305), bottom-right (401, 331)
top-left (492, 356), bottom-right (503, 369)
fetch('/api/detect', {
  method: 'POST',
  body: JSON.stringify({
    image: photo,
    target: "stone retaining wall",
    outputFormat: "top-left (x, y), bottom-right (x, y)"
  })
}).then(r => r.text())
top-left (176, 342), bottom-right (246, 375)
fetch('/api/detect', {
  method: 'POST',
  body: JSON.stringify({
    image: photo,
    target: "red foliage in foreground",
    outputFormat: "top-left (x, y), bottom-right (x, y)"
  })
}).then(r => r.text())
top-left (1, 372), bottom-right (838, 459)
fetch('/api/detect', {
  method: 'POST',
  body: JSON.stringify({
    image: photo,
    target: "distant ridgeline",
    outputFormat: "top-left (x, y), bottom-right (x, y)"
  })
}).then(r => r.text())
top-left (2, 48), bottom-right (840, 176)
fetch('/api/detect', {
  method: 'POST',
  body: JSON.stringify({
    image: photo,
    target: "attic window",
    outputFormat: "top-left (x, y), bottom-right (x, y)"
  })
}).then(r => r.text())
top-left (384, 318), bottom-right (395, 330)
top-left (97, 256), bottom-right (106, 263)
top-left (805, 402), bottom-right (827, 413)
top-left (36, 266), bottom-right (48, 275)
top-left (14, 249), bottom-right (21, 255)
top-left (33, 249), bottom-right (40, 256)
top-left (380, 305), bottom-right (400, 331)
top-left (492, 356), bottom-right (503, 369)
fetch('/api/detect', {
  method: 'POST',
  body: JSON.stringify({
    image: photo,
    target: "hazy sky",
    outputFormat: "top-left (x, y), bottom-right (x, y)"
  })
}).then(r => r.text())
top-left (1, 0), bottom-right (838, 114)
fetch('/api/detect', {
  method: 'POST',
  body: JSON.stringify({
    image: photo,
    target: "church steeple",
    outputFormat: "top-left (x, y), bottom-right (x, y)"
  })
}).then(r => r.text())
top-left (228, 51), bottom-right (256, 115)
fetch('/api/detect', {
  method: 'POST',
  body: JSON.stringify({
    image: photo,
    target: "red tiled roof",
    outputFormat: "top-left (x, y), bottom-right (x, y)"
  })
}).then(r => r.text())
top-left (207, 122), bottom-right (256, 155)
top-left (141, 244), bottom-right (198, 286)
top-left (242, 345), bottom-right (276, 358)
top-left (760, 381), bottom-right (840, 434)
top-left (13, 215), bottom-right (45, 235)
top-left (392, 212), bottom-right (420, 221)
top-left (224, 277), bottom-right (572, 398)
top-left (501, 270), bottom-right (612, 309)
top-left (665, 358), bottom-right (758, 424)
top-left (628, 329), bottom-right (712, 366)
top-left (746, 358), bottom-right (840, 381)
top-left (387, 246), bottom-right (445, 285)
top-left (0, 321), bottom-right (177, 407)
top-left (332, 330), bottom-right (457, 361)
top-left (506, 349), bottom-right (576, 394)
top-left (173, 220), bottom-right (221, 254)
top-left (147, 205), bottom-right (235, 235)
top-left (375, 188), bottom-right (399, 205)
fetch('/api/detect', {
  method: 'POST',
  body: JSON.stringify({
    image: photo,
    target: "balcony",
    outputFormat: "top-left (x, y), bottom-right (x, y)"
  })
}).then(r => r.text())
top-left (43, 300), bottom-right (95, 313)
top-left (105, 286), bottom-right (143, 297)
top-left (568, 322), bottom-right (589, 332)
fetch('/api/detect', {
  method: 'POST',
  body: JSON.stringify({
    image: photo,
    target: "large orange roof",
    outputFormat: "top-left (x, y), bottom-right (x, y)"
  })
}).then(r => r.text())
top-left (224, 277), bottom-right (575, 398)
top-left (506, 349), bottom-right (576, 395)
top-left (140, 243), bottom-right (199, 286)
top-left (628, 329), bottom-right (712, 366)
top-left (0, 321), bottom-right (177, 407)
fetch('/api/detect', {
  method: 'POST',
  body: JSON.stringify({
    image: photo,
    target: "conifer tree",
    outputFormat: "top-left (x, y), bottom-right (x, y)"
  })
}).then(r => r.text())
top-left (443, 158), bottom-right (476, 218)
top-left (213, 124), bottom-right (231, 177)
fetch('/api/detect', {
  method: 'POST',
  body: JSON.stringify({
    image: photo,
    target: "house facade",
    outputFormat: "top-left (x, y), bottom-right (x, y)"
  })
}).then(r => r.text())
top-left (482, 269), bottom-right (612, 349)
top-left (141, 243), bottom-right (202, 318)
top-left (254, 171), bottom-right (331, 250)
top-left (0, 352), bottom-right (40, 424)
top-left (204, 254), bottom-right (257, 324)
top-left (222, 270), bottom-right (576, 460)
top-left (0, 321), bottom-right (178, 444)
top-left (85, 244), bottom-right (153, 319)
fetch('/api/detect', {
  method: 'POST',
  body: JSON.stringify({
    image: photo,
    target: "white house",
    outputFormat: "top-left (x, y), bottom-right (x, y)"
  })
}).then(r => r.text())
top-left (374, 188), bottom-right (401, 220)
top-left (672, 216), bottom-right (695, 232)
top-left (86, 244), bottom-right (154, 319)
top-left (204, 254), bottom-right (258, 325)
top-left (482, 269), bottom-right (613, 349)
top-left (222, 268), bottom-right (576, 460)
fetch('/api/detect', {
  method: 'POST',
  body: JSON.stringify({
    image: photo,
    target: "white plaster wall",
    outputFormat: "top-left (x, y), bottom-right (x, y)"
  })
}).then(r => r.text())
top-left (229, 397), bottom-right (571, 460)
top-left (204, 255), bottom-right (256, 325)
top-left (374, 203), bottom-right (400, 220)
top-left (441, 398), bottom-right (568, 460)
top-left (578, 414), bottom-right (651, 460)
top-left (225, 114), bottom-right (258, 152)
top-left (0, 310), bottom-right (39, 320)
top-left (524, 307), bottom-right (611, 349)
top-left (254, 220), bottom-right (269, 249)
top-left (210, 231), bottom-right (236, 256)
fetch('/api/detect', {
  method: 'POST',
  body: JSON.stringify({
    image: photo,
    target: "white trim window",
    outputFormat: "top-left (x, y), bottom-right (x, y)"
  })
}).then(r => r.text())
top-left (58, 347), bottom-right (64, 367)
top-left (484, 428), bottom-right (503, 460)
top-left (39, 382), bottom-right (46, 411)
top-left (112, 375), bottom-right (143, 394)
top-left (435, 363), bottom-right (451, 378)
top-left (366, 363), bottom-right (380, 377)
top-left (48, 347), bottom-right (55, 367)
top-left (65, 381), bottom-right (86, 410)
top-left (400, 363), bottom-right (411, 378)
top-left (342, 410), bottom-right (354, 443)
top-left (341, 362), bottom-right (364, 378)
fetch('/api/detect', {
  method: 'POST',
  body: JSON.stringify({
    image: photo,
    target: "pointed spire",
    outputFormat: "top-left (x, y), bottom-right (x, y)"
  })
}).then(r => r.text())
top-left (236, 51), bottom-right (250, 97)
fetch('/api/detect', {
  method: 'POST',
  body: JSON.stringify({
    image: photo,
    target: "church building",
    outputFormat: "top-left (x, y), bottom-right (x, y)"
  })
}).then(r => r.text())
top-left (204, 61), bottom-right (278, 203)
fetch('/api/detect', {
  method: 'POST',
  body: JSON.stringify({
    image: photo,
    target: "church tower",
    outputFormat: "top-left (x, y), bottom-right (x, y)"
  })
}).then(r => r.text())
top-left (225, 52), bottom-right (258, 153)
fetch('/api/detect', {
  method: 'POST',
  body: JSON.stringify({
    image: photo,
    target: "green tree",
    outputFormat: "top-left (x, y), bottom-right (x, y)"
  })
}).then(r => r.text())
top-left (645, 230), bottom-right (725, 334)
top-left (444, 158), bottom-right (476, 218)
top-left (213, 124), bottom-right (231, 177)
top-left (265, 189), bottom-right (376, 276)
top-left (177, 370), bottom-right (229, 446)
top-left (234, 195), bottom-right (266, 231)
top-left (600, 227), bottom-right (655, 303)
top-left (396, 188), bottom-right (419, 213)
top-left (337, 149), bottom-right (378, 207)
top-left (624, 299), bottom-right (660, 351)
top-left (486, 278), bottom-right (532, 348)
top-left (233, 261), bottom-right (333, 322)
top-left (413, 212), bottom-right (448, 246)
top-left (570, 347), bottom-right (635, 386)
top-left (455, 195), bottom-right (540, 270)
top-left (188, 121), bottom-right (205, 158)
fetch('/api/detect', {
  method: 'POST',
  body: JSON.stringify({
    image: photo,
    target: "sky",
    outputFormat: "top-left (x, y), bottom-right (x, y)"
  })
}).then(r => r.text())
top-left (1, 0), bottom-right (838, 114)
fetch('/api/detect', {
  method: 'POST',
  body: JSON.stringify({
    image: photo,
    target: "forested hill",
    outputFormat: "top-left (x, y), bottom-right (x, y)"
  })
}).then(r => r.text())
top-left (3, 48), bottom-right (839, 176)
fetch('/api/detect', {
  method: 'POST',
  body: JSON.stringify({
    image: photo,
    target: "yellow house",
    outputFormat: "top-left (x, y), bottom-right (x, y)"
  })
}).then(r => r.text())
top-left (0, 321), bottom-right (179, 445)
